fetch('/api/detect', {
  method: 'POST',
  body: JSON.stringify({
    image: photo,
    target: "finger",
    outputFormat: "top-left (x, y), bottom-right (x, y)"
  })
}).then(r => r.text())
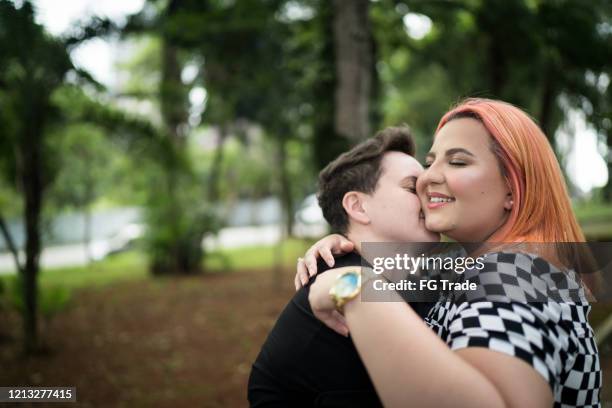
top-left (331, 310), bottom-right (347, 326)
top-left (336, 239), bottom-right (355, 254)
top-left (298, 258), bottom-right (310, 287)
top-left (319, 246), bottom-right (335, 268)
top-left (295, 259), bottom-right (300, 290)
top-left (295, 258), bottom-right (308, 290)
top-left (294, 258), bottom-right (308, 291)
top-left (304, 249), bottom-right (319, 277)
top-left (294, 273), bottom-right (301, 291)
top-left (321, 314), bottom-right (349, 337)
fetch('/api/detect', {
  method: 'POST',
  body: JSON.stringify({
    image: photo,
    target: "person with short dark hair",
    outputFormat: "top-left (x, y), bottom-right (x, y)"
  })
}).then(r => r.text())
top-left (247, 126), bottom-right (439, 407)
top-left (317, 126), bottom-right (416, 235)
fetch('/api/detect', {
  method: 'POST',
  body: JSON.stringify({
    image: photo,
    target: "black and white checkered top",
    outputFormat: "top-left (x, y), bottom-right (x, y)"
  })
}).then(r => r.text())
top-left (424, 251), bottom-right (601, 407)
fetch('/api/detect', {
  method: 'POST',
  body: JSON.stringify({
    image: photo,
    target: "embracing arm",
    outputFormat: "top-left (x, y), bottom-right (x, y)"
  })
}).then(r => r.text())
top-left (344, 299), bottom-right (552, 408)
top-left (294, 234), bottom-right (355, 290)
top-left (309, 267), bottom-right (553, 408)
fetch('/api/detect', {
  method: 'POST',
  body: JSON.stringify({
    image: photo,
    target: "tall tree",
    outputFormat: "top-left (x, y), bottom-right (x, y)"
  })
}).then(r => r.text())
top-left (0, 1), bottom-right (164, 351)
top-left (122, 0), bottom-right (215, 274)
top-left (333, 0), bottom-right (374, 142)
top-left (0, 0), bottom-right (75, 352)
top-left (386, 0), bottom-right (612, 176)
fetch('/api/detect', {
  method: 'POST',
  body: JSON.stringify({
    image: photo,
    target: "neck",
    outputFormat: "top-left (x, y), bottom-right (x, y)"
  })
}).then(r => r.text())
top-left (346, 225), bottom-right (387, 255)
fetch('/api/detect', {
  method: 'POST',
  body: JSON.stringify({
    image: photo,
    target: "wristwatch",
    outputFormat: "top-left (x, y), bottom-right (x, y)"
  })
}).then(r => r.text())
top-left (329, 270), bottom-right (361, 312)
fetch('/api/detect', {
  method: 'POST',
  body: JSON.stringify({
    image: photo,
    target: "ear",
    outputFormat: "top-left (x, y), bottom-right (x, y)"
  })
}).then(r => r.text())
top-left (504, 191), bottom-right (514, 211)
top-left (342, 191), bottom-right (371, 225)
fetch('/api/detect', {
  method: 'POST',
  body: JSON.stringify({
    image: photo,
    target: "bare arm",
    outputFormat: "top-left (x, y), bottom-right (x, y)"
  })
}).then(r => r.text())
top-left (294, 234), bottom-right (354, 290)
top-left (309, 267), bottom-right (553, 407)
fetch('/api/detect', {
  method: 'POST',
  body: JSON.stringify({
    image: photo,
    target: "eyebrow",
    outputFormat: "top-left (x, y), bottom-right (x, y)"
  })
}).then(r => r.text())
top-left (425, 148), bottom-right (475, 160)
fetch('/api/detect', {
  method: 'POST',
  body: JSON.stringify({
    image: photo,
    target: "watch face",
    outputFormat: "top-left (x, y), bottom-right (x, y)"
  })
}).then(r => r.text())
top-left (336, 272), bottom-right (359, 297)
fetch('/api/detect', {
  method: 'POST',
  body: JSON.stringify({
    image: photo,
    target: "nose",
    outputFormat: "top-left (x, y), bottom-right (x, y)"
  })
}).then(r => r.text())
top-left (417, 163), bottom-right (444, 192)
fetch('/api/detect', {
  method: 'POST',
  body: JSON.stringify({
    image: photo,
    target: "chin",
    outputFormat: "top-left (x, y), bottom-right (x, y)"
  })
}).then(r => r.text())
top-left (427, 232), bottom-right (441, 242)
top-left (413, 228), bottom-right (440, 243)
top-left (424, 219), bottom-right (447, 233)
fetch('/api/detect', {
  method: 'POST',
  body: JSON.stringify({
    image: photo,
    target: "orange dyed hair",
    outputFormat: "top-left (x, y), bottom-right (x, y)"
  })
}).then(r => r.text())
top-left (436, 98), bottom-right (585, 243)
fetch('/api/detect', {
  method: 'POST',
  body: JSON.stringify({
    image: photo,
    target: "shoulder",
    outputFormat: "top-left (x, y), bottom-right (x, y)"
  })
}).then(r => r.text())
top-left (457, 251), bottom-right (587, 304)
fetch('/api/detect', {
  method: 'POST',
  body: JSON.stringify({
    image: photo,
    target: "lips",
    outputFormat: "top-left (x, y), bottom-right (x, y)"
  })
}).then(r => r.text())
top-left (426, 191), bottom-right (455, 209)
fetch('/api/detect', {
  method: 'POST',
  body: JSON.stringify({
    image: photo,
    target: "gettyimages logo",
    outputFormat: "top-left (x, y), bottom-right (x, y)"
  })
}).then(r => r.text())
top-left (371, 253), bottom-right (485, 275)
top-left (359, 242), bottom-right (612, 304)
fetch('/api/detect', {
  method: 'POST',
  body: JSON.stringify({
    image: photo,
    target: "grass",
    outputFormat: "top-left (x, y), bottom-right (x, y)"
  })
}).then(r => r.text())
top-left (575, 202), bottom-right (612, 223)
top-left (574, 203), bottom-right (612, 240)
top-left (204, 238), bottom-right (314, 272)
top-left (0, 238), bottom-right (315, 292)
top-left (0, 238), bottom-right (313, 320)
top-left (39, 250), bottom-right (149, 290)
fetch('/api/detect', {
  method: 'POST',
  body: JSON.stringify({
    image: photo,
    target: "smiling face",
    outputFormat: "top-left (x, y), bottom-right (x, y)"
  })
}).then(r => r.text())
top-left (416, 118), bottom-right (513, 242)
top-left (362, 151), bottom-right (440, 243)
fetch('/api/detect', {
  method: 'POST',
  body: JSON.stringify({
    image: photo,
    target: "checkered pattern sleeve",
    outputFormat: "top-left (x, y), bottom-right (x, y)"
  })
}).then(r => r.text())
top-left (445, 300), bottom-right (563, 390)
top-left (431, 251), bottom-right (602, 407)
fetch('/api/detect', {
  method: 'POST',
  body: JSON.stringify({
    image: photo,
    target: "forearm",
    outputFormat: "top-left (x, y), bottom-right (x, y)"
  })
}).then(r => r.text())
top-left (344, 299), bottom-right (506, 408)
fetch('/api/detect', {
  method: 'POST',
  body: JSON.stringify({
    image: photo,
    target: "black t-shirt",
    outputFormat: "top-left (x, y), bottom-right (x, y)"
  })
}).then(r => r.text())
top-left (248, 252), bottom-right (433, 407)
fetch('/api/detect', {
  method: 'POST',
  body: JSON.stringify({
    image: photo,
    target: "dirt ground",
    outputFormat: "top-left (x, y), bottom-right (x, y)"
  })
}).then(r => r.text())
top-left (0, 268), bottom-right (294, 407)
top-left (1, 268), bottom-right (611, 407)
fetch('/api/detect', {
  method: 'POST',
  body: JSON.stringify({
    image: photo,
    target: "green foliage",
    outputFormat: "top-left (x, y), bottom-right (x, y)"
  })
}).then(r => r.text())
top-left (0, 178), bottom-right (22, 218)
top-left (143, 164), bottom-right (223, 274)
top-left (46, 124), bottom-right (112, 209)
top-left (2, 275), bottom-right (72, 320)
top-left (38, 286), bottom-right (72, 319)
top-left (0, 241), bottom-right (312, 293)
top-left (0, 0), bottom-right (74, 191)
top-left (0, 0), bottom-right (80, 352)
top-left (38, 251), bottom-right (148, 290)
top-left (204, 238), bottom-right (315, 272)
top-left (51, 85), bottom-right (171, 163)
top-left (194, 133), bottom-right (316, 202)
top-left (386, 0), bottom-right (612, 142)
top-left (575, 203), bottom-right (612, 223)
top-left (116, 36), bottom-right (162, 99)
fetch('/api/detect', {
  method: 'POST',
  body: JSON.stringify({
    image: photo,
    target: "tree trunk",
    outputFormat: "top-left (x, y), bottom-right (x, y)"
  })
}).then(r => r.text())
top-left (277, 134), bottom-right (294, 237)
top-left (312, 0), bottom-right (347, 171)
top-left (604, 161), bottom-right (612, 202)
top-left (83, 161), bottom-right (94, 264)
top-left (603, 132), bottom-right (612, 202)
top-left (20, 114), bottom-right (45, 354)
top-left (539, 65), bottom-right (557, 143)
top-left (487, 39), bottom-right (505, 96)
top-left (84, 203), bottom-right (93, 264)
top-left (161, 39), bottom-right (187, 145)
top-left (273, 231), bottom-right (284, 290)
top-left (149, 13), bottom-right (203, 275)
top-left (332, 0), bottom-right (372, 142)
top-left (0, 215), bottom-right (23, 274)
top-left (207, 123), bottom-right (228, 203)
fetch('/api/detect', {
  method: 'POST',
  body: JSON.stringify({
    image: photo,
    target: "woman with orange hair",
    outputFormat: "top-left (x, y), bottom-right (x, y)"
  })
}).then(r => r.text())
top-left (296, 99), bottom-right (601, 407)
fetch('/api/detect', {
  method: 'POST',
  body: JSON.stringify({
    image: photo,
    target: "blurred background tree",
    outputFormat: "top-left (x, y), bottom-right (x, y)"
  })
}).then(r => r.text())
top-left (0, 0), bottom-right (163, 352)
top-left (0, 0), bottom-right (78, 353)
top-left (0, 0), bottom-right (611, 357)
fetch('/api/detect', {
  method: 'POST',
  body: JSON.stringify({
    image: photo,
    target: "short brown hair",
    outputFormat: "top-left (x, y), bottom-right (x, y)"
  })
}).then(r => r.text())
top-left (317, 126), bottom-right (416, 234)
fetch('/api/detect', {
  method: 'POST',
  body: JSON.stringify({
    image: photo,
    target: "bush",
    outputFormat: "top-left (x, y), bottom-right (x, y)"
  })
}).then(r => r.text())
top-left (2, 275), bottom-right (72, 319)
top-left (144, 170), bottom-right (223, 275)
